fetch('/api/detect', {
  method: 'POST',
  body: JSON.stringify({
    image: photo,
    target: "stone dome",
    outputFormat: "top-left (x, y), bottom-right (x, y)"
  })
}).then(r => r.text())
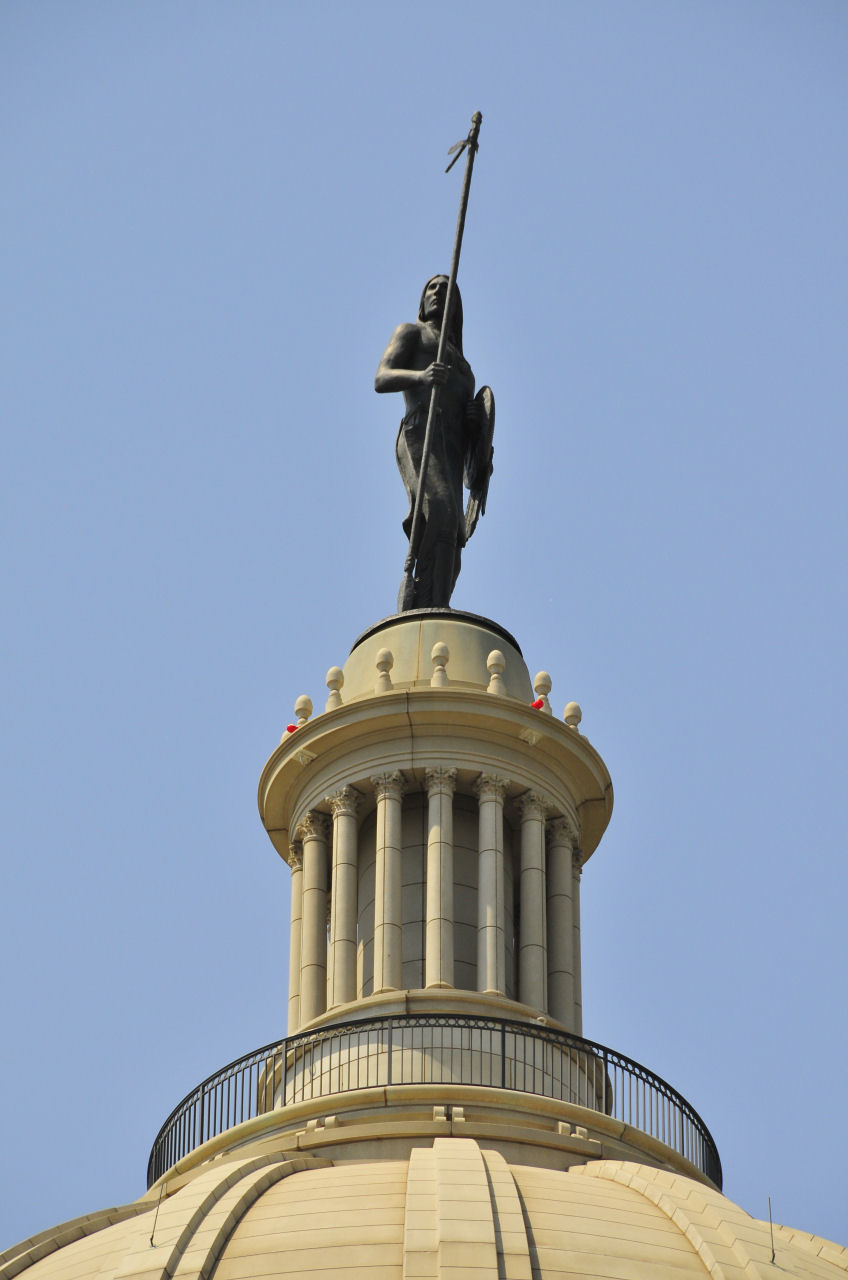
top-left (4, 1137), bottom-right (846, 1280)
top-left (5, 611), bottom-right (844, 1277)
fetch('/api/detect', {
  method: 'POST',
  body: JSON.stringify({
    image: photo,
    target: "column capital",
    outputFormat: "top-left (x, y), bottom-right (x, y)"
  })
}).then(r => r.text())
top-left (516, 790), bottom-right (547, 820)
top-left (287, 840), bottom-right (303, 873)
top-left (297, 810), bottom-right (331, 842)
top-left (547, 813), bottom-right (579, 848)
top-left (370, 770), bottom-right (406, 802)
top-left (474, 773), bottom-right (509, 803)
top-left (572, 848), bottom-right (584, 877)
top-left (326, 786), bottom-right (360, 819)
top-left (425, 766), bottom-right (457, 794)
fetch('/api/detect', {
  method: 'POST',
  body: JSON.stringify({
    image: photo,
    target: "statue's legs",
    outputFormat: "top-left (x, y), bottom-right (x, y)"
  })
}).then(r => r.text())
top-left (398, 444), bottom-right (464, 608)
top-left (430, 532), bottom-right (460, 608)
top-left (449, 542), bottom-right (462, 599)
top-left (401, 520), bottom-right (461, 609)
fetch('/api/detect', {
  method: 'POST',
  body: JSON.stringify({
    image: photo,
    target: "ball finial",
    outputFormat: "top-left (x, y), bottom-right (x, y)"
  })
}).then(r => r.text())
top-left (486, 649), bottom-right (506, 695)
top-left (533, 671), bottom-right (553, 713)
top-left (564, 701), bottom-right (582, 730)
top-left (430, 641), bottom-right (450, 687)
top-left (375, 647), bottom-right (394, 693)
top-left (325, 666), bottom-right (344, 711)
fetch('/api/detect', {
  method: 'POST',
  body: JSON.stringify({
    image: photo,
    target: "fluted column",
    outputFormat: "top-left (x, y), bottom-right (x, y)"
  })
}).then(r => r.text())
top-left (546, 816), bottom-right (577, 1028)
top-left (287, 841), bottom-right (303, 1033)
top-left (475, 774), bottom-right (509, 995)
top-left (517, 792), bottom-right (547, 1010)
top-left (425, 767), bottom-right (456, 988)
top-left (371, 771), bottom-right (405, 992)
top-left (298, 811), bottom-right (330, 1024)
top-left (572, 849), bottom-right (583, 1035)
top-left (326, 786), bottom-right (359, 1009)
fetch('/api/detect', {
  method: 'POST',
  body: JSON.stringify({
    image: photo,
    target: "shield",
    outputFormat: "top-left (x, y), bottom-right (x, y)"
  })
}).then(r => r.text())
top-left (464, 385), bottom-right (495, 542)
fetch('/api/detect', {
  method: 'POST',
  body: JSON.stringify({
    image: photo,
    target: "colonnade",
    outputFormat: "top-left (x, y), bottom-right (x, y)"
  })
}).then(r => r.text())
top-left (286, 773), bottom-right (583, 1034)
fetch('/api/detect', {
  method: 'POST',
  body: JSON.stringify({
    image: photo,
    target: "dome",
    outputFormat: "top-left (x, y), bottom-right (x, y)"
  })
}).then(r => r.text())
top-left (5, 603), bottom-right (843, 1276)
top-left (5, 1138), bottom-right (846, 1280)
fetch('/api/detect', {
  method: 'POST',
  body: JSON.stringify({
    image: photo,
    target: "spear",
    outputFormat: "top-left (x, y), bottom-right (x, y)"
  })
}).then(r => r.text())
top-left (398, 110), bottom-right (483, 612)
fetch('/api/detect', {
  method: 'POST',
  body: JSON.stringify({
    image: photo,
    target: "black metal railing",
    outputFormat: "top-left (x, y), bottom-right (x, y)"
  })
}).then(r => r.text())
top-left (146, 1014), bottom-right (722, 1189)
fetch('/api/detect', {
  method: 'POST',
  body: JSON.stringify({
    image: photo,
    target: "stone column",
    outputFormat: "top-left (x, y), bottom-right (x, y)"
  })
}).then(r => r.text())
top-left (546, 816), bottom-right (577, 1028)
top-left (475, 774), bottom-right (509, 995)
top-left (517, 792), bottom-right (547, 1010)
top-left (287, 841), bottom-right (303, 1034)
top-left (425, 767), bottom-right (456, 988)
top-left (326, 786), bottom-right (359, 1009)
top-left (572, 849), bottom-right (584, 1035)
top-left (371, 771), bottom-right (405, 992)
top-left (298, 811), bottom-right (330, 1025)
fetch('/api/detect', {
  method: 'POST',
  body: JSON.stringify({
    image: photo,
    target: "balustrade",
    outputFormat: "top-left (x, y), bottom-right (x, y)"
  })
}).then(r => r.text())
top-left (147, 1014), bottom-right (723, 1192)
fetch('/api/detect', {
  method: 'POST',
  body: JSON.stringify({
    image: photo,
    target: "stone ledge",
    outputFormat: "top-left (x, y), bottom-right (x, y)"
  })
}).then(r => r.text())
top-left (147, 1083), bottom-right (718, 1198)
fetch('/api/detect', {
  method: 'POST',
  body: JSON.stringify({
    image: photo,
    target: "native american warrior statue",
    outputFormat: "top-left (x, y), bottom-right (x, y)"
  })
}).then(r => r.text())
top-left (374, 112), bottom-right (492, 613)
top-left (375, 274), bottom-right (494, 610)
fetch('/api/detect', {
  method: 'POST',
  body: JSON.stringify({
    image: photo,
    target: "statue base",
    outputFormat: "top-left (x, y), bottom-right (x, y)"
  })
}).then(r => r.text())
top-left (344, 609), bottom-right (531, 702)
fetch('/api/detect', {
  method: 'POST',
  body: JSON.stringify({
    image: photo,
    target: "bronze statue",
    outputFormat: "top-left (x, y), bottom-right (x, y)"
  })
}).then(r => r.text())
top-left (374, 112), bottom-right (492, 613)
top-left (375, 275), bottom-right (493, 609)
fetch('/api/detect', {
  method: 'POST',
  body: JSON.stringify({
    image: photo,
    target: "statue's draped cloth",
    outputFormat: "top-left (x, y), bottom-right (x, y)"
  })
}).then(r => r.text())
top-left (396, 405), bottom-right (467, 606)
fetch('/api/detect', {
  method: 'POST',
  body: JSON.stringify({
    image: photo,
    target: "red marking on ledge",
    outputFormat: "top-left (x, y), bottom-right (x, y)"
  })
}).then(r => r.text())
top-left (285, 724), bottom-right (298, 733)
top-left (531, 699), bottom-right (545, 710)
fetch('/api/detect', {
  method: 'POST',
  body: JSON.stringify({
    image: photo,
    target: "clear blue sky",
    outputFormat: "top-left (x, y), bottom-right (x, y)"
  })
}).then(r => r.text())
top-left (2, 0), bottom-right (846, 1250)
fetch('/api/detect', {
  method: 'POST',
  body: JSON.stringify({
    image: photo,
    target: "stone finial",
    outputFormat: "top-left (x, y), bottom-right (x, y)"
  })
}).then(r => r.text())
top-left (486, 649), bottom-right (506, 695)
top-left (430, 641), bottom-right (450, 687)
top-left (294, 695), bottom-right (313, 727)
top-left (375, 648), bottom-right (393, 693)
top-left (325, 666), bottom-right (344, 711)
top-left (564, 701), bottom-right (582, 731)
top-left (533, 671), bottom-right (553, 713)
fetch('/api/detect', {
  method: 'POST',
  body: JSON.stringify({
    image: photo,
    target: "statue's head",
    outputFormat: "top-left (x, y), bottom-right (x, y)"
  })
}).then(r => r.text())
top-left (418, 275), bottom-right (463, 354)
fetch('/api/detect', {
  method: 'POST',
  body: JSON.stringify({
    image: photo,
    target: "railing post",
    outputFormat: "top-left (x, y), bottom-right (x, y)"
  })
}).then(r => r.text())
top-left (386, 1018), bottom-right (393, 1086)
top-left (501, 1022), bottom-right (506, 1088)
